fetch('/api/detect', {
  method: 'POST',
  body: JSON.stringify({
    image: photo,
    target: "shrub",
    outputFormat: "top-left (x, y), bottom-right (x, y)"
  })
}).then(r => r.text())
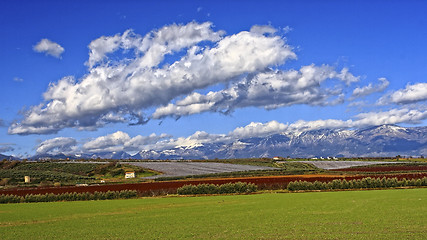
top-left (0, 194), bottom-right (23, 203)
top-left (110, 169), bottom-right (125, 177)
top-left (177, 182), bottom-right (257, 195)
top-left (0, 178), bottom-right (10, 186)
top-left (0, 189), bottom-right (139, 204)
top-left (287, 177), bottom-right (427, 191)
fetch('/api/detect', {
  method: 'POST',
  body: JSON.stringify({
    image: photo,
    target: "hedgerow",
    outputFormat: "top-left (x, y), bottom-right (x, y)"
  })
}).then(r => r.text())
top-left (177, 182), bottom-right (257, 195)
top-left (0, 190), bottom-right (138, 204)
top-left (287, 177), bottom-right (427, 191)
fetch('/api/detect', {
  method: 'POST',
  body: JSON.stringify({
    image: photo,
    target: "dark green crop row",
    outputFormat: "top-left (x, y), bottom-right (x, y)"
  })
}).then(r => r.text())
top-left (0, 190), bottom-right (138, 204)
top-left (177, 182), bottom-right (257, 195)
top-left (287, 177), bottom-right (427, 191)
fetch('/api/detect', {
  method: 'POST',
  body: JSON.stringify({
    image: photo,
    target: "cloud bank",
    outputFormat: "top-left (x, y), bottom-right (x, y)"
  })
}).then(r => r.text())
top-left (37, 107), bottom-right (427, 155)
top-left (14, 21), bottom-right (418, 149)
top-left (11, 22), bottom-right (298, 135)
top-left (152, 65), bottom-right (358, 119)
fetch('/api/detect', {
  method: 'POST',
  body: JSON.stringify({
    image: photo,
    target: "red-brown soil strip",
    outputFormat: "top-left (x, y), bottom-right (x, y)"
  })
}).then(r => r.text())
top-left (1, 173), bottom-right (426, 196)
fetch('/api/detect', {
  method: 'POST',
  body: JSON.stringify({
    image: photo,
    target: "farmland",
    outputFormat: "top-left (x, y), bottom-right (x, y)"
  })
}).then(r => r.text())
top-left (0, 161), bottom-right (157, 186)
top-left (1, 159), bottom-right (427, 196)
top-left (1, 188), bottom-right (426, 239)
top-left (126, 161), bottom-right (278, 179)
top-left (332, 163), bottom-right (427, 172)
top-left (292, 160), bottom-right (401, 170)
top-left (1, 159), bottom-right (427, 239)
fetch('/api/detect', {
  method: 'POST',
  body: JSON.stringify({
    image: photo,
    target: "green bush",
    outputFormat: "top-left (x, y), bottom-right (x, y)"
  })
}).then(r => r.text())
top-left (177, 182), bottom-right (257, 195)
top-left (110, 169), bottom-right (125, 177)
top-left (287, 177), bottom-right (427, 191)
top-left (0, 190), bottom-right (138, 204)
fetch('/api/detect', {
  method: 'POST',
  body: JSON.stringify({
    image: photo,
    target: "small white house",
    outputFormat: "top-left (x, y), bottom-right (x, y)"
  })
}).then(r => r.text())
top-left (272, 156), bottom-right (281, 160)
top-left (125, 172), bottom-right (135, 179)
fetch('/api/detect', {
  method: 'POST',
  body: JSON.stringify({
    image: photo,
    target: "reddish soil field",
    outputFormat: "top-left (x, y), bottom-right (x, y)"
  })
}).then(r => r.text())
top-left (333, 165), bottom-right (427, 172)
top-left (1, 173), bottom-right (427, 196)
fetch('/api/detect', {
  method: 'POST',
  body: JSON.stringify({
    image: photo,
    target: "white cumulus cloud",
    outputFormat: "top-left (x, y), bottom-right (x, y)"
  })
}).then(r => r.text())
top-left (354, 108), bottom-right (427, 126)
top-left (152, 65), bottom-right (358, 119)
top-left (33, 39), bottom-right (64, 58)
top-left (351, 77), bottom-right (389, 99)
top-left (230, 120), bottom-right (288, 139)
top-left (36, 137), bottom-right (77, 154)
top-left (250, 25), bottom-right (277, 35)
top-left (82, 131), bottom-right (170, 153)
top-left (378, 82), bottom-right (427, 105)
top-left (10, 22), bottom-right (296, 135)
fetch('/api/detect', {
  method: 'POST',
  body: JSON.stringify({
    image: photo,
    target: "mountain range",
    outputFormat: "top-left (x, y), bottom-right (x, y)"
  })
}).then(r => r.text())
top-left (18, 124), bottom-right (427, 160)
top-left (0, 154), bottom-right (19, 160)
top-left (133, 124), bottom-right (427, 159)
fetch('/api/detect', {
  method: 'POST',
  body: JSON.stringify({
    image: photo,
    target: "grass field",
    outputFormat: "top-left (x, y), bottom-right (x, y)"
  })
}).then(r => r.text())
top-left (1, 189), bottom-right (426, 239)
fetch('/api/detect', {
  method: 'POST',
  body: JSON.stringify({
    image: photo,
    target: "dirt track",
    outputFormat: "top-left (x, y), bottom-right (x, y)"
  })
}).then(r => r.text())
top-left (2, 173), bottom-right (427, 196)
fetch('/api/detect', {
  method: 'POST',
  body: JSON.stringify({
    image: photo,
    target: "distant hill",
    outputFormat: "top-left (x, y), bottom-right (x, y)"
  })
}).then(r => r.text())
top-left (0, 154), bottom-right (20, 160)
top-left (29, 153), bottom-right (78, 161)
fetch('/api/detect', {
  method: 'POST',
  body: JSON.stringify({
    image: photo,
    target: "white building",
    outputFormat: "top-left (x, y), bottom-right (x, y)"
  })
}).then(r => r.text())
top-left (125, 172), bottom-right (135, 179)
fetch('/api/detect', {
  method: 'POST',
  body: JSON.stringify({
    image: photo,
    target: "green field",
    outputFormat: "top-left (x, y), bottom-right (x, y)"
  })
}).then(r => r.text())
top-left (1, 189), bottom-right (426, 239)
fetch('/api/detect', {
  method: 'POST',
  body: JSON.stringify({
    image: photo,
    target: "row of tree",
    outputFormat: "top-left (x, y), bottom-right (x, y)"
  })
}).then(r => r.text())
top-left (0, 190), bottom-right (138, 204)
top-left (177, 182), bottom-right (257, 195)
top-left (287, 177), bottom-right (427, 191)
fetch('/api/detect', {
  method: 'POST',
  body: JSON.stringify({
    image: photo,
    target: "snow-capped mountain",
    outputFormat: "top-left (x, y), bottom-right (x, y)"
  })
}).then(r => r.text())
top-left (29, 125), bottom-right (427, 160)
top-left (133, 125), bottom-right (427, 159)
top-left (90, 151), bottom-right (132, 160)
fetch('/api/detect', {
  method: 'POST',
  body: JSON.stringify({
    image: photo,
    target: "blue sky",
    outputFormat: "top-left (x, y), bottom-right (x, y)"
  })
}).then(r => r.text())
top-left (1, 0), bottom-right (427, 157)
